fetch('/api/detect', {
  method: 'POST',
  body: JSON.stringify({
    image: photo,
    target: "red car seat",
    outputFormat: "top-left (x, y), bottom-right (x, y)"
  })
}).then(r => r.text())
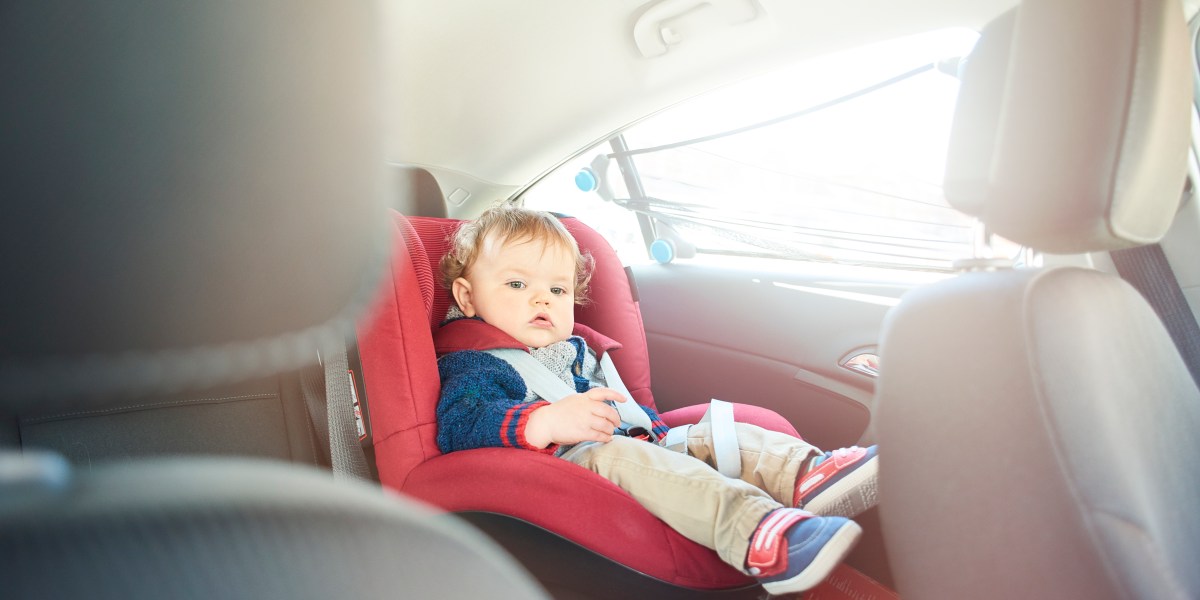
top-left (357, 210), bottom-right (799, 596)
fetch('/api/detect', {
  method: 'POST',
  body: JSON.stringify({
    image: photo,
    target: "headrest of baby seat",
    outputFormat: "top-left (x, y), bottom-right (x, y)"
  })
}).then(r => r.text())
top-left (406, 218), bottom-right (462, 332)
top-left (394, 166), bottom-right (450, 219)
top-left (409, 214), bottom-right (657, 409)
top-left (943, 0), bottom-right (1191, 253)
top-left (0, 2), bottom-right (389, 408)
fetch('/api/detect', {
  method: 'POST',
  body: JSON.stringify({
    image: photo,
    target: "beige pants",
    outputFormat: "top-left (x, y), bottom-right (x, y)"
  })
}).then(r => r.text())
top-left (559, 422), bottom-right (819, 571)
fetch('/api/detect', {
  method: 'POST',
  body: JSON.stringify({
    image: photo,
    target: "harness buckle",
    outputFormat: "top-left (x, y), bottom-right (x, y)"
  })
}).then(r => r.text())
top-left (624, 427), bottom-right (652, 442)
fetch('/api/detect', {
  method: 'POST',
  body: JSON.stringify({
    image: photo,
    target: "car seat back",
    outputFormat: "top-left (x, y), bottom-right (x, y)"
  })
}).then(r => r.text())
top-left (356, 207), bottom-right (803, 594)
top-left (875, 1), bottom-right (1200, 598)
top-left (356, 212), bottom-right (662, 488)
top-left (411, 215), bottom-right (658, 407)
top-left (1, 0), bottom-right (388, 467)
top-left (358, 210), bottom-right (750, 592)
top-left (1, 3), bottom-right (548, 598)
top-left (7, 375), bottom-right (323, 466)
top-left (356, 214), bottom-right (445, 487)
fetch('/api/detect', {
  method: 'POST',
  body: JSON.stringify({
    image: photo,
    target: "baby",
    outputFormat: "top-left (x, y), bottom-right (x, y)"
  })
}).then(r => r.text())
top-left (435, 205), bottom-right (878, 595)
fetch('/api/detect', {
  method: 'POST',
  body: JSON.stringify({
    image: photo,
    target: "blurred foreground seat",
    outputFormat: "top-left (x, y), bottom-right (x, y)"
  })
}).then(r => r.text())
top-left (0, 3), bottom-right (547, 598)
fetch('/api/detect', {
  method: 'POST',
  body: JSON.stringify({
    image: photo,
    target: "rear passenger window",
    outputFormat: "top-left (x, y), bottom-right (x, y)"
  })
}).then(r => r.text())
top-left (524, 28), bottom-right (1027, 272)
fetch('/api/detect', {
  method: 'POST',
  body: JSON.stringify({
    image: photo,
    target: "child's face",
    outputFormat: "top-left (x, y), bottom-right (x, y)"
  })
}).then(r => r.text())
top-left (451, 234), bottom-right (576, 348)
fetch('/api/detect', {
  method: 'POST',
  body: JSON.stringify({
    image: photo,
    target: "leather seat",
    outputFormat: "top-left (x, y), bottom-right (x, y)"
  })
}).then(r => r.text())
top-left (874, 0), bottom-right (1200, 598)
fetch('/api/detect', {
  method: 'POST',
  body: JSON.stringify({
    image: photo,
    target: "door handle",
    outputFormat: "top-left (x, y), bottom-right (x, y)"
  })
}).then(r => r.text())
top-left (840, 352), bottom-right (879, 378)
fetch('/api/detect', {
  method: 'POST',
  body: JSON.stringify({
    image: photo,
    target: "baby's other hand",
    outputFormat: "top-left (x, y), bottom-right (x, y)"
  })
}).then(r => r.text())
top-left (525, 387), bottom-right (626, 448)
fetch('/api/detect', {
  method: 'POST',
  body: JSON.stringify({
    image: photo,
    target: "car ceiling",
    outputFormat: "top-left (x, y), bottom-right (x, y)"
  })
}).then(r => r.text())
top-left (383, 0), bottom-right (1021, 214)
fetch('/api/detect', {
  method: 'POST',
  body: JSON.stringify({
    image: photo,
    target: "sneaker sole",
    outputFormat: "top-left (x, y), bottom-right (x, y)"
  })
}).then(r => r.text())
top-left (760, 520), bottom-right (862, 596)
top-left (800, 455), bottom-right (879, 518)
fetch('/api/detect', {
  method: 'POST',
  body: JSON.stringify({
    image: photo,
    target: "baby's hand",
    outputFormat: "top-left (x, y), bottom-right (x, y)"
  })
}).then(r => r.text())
top-left (524, 387), bottom-right (627, 448)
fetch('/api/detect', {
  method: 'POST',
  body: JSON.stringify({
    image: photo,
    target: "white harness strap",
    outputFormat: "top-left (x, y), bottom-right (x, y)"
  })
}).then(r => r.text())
top-left (705, 399), bottom-right (741, 478)
top-left (484, 348), bottom-right (741, 477)
top-left (662, 423), bottom-right (691, 452)
top-left (484, 348), bottom-right (653, 432)
top-left (595, 352), bottom-right (654, 430)
top-left (664, 399), bottom-right (740, 478)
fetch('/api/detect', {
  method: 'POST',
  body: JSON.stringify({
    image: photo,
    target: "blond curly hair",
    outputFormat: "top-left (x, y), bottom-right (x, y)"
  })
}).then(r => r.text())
top-left (440, 205), bottom-right (594, 305)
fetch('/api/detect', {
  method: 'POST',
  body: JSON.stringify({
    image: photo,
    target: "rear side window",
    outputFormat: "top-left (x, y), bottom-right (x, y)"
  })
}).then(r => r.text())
top-left (525, 28), bottom-right (1020, 271)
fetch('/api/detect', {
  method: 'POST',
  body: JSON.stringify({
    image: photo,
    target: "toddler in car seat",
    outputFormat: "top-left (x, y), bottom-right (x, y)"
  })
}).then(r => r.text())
top-left (434, 205), bottom-right (879, 595)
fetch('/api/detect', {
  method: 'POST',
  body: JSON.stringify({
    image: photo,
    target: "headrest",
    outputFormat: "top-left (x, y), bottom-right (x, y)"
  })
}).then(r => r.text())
top-left (944, 0), bottom-right (1191, 253)
top-left (394, 166), bottom-right (450, 219)
top-left (0, 2), bottom-right (388, 407)
top-left (407, 217), bottom-right (461, 331)
top-left (405, 214), bottom-right (658, 409)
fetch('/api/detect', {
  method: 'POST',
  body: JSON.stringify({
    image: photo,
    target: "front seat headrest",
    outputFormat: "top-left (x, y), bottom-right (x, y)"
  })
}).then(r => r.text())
top-left (944, 0), bottom-right (1192, 254)
top-left (0, 2), bottom-right (389, 406)
top-left (394, 165), bottom-right (450, 218)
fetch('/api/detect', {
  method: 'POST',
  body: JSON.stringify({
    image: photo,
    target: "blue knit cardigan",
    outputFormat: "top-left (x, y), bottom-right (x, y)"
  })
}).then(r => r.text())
top-left (434, 319), bottom-right (669, 454)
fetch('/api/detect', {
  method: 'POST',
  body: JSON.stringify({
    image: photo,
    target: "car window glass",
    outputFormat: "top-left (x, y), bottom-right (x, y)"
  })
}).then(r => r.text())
top-left (525, 28), bottom-right (1025, 271)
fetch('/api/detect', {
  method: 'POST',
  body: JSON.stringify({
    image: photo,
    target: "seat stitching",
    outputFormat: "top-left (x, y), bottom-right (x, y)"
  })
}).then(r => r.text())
top-left (23, 393), bottom-right (277, 423)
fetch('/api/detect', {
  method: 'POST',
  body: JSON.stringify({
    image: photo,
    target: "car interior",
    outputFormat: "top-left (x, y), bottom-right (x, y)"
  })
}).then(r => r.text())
top-left (0, 2), bottom-right (547, 599)
top-left (3, 0), bottom-right (1199, 599)
top-left (876, 1), bottom-right (1200, 598)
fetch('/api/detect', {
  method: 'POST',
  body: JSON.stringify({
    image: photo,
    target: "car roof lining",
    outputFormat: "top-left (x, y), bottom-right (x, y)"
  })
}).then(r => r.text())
top-left (383, 0), bottom-right (1020, 208)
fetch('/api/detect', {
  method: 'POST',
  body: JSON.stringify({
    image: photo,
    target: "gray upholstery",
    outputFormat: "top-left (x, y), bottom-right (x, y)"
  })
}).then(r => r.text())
top-left (943, 0), bottom-right (1191, 253)
top-left (2, 454), bottom-right (546, 599)
top-left (0, 2), bottom-right (549, 598)
top-left (15, 375), bottom-right (321, 467)
top-left (0, 1), bottom-right (390, 407)
top-left (878, 268), bottom-right (1200, 598)
top-left (876, 0), bottom-right (1198, 598)
top-left (394, 165), bottom-right (451, 218)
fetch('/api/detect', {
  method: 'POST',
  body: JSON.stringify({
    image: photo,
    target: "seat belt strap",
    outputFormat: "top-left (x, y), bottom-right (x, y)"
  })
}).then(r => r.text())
top-left (299, 363), bottom-right (332, 468)
top-left (704, 398), bottom-right (741, 478)
top-left (595, 352), bottom-right (654, 432)
top-left (301, 346), bottom-right (373, 481)
top-left (1112, 243), bottom-right (1200, 389)
top-left (485, 348), bottom-right (741, 476)
top-left (594, 355), bottom-right (743, 469)
top-left (323, 345), bottom-right (372, 482)
top-left (659, 399), bottom-right (741, 477)
top-left (484, 348), bottom-right (653, 432)
top-left (662, 423), bottom-right (691, 452)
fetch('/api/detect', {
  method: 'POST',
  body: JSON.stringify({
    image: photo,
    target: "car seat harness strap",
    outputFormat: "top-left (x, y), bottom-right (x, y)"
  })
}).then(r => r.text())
top-left (485, 348), bottom-right (742, 477)
top-left (662, 399), bottom-right (739, 477)
top-left (485, 348), bottom-right (654, 432)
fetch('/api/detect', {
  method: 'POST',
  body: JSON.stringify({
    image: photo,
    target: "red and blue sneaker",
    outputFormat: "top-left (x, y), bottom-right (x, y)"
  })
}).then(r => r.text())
top-left (747, 508), bottom-right (861, 595)
top-left (793, 445), bottom-right (879, 517)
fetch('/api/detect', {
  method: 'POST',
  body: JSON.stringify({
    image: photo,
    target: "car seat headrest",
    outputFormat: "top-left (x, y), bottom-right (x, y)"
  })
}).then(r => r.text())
top-left (0, 2), bottom-right (388, 408)
top-left (944, 0), bottom-right (1191, 253)
top-left (402, 214), bottom-right (660, 410)
top-left (394, 166), bottom-right (450, 219)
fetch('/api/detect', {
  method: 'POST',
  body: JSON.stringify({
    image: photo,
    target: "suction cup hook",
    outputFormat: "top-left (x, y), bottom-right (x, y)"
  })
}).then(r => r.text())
top-left (650, 239), bottom-right (676, 264)
top-left (575, 154), bottom-right (615, 202)
top-left (650, 222), bottom-right (696, 264)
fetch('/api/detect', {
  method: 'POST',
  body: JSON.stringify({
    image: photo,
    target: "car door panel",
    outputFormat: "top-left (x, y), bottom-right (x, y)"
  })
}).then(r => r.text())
top-left (633, 261), bottom-right (928, 449)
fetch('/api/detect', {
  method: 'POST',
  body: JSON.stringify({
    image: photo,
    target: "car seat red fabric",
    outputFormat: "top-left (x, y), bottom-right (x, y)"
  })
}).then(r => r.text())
top-left (562, 218), bottom-right (655, 409)
top-left (357, 210), bottom-right (797, 589)
top-left (355, 214), bottom-right (443, 487)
